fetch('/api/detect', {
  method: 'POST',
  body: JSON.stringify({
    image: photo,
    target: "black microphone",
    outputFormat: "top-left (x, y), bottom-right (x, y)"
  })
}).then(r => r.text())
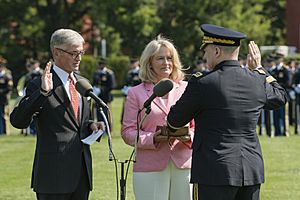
top-left (143, 78), bottom-right (174, 108)
top-left (75, 79), bottom-right (109, 109)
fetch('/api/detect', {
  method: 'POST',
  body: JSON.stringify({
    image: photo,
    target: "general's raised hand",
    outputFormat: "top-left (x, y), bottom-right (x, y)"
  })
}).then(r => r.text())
top-left (41, 61), bottom-right (53, 93)
top-left (247, 41), bottom-right (262, 70)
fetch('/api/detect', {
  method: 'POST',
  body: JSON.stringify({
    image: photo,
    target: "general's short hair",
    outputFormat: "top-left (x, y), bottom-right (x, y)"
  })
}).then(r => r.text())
top-left (139, 36), bottom-right (185, 83)
top-left (50, 29), bottom-right (84, 49)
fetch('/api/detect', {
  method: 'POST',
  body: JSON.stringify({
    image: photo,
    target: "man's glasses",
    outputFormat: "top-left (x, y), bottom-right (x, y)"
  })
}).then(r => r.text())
top-left (56, 48), bottom-right (85, 59)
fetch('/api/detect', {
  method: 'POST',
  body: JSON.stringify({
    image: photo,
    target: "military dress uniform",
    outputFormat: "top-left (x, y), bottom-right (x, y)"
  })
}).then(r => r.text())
top-left (125, 68), bottom-right (141, 89)
top-left (93, 67), bottom-right (114, 104)
top-left (167, 24), bottom-right (287, 200)
top-left (24, 67), bottom-right (44, 135)
top-left (120, 66), bottom-right (141, 123)
top-left (292, 67), bottom-right (300, 134)
top-left (271, 62), bottom-right (290, 136)
top-left (92, 66), bottom-right (114, 128)
top-left (0, 67), bottom-right (13, 134)
top-left (24, 68), bottom-right (43, 88)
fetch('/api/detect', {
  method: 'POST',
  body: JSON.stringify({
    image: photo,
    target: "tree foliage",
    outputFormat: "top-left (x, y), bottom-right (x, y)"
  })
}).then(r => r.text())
top-left (0, 0), bottom-right (286, 82)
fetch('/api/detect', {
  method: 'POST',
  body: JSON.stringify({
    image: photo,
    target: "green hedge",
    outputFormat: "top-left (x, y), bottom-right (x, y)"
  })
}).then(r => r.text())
top-left (285, 54), bottom-right (300, 62)
top-left (80, 54), bottom-right (130, 89)
top-left (80, 55), bottom-right (97, 81)
top-left (108, 55), bottom-right (129, 89)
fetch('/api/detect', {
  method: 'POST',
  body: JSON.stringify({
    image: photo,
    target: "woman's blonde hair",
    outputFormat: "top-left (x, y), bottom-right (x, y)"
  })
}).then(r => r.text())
top-left (139, 36), bottom-right (185, 83)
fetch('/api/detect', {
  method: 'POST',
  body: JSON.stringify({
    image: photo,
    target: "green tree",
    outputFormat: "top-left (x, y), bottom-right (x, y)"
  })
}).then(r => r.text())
top-left (90, 0), bottom-right (161, 57)
top-left (0, 0), bottom-right (286, 83)
top-left (0, 0), bottom-right (94, 80)
top-left (261, 0), bottom-right (286, 45)
top-left (157, 0), bottom-right (276, 68)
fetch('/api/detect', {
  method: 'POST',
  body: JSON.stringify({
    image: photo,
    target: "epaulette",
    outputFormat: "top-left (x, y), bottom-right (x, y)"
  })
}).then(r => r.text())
top-left (254, 68), bottom-right (266, 75)
top-left (192, 72), bottom-right (203, 78)
top-left (8, 80), bottom-right (13, 86)
top-left (266, 76), bottom-right (276, 83)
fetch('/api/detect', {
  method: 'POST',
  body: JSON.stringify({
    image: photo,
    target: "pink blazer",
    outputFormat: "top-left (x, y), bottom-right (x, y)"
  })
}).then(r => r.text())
top-left (121, 80), bottom-right (194, 172)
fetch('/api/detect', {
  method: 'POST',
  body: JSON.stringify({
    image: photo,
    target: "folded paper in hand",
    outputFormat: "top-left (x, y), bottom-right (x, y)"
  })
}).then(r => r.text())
top-left (81, 129), bottom-right (104, 145)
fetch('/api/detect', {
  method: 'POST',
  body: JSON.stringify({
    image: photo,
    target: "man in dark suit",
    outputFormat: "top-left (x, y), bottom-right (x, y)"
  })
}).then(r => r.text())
top-left (10, 29), bottom-right (105, 200)
top-left (167, 24), bottom-right (287, 200)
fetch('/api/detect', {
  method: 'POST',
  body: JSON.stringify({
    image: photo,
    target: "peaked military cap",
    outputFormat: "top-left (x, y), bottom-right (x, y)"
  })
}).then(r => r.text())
top-left (273, 52), bottom-right (284, 59)
top-left (200, 24), bottom-right (247, 50)
top-left (0, 56), bottom-right (7, 67)
top-left (97, 57), bottom-right (107, 65)
top-left (196, 59), bottom-right (204, 65)
top-left (130, 58), bottom-right (139, 64)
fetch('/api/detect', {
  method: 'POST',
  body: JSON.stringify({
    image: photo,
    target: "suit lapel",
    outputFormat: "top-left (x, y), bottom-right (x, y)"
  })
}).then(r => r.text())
top-left (144, 83), bottom-right (169, 115)
top-left (166, 82), bottom-right (180, 110)
top-left (52, 69), bottom-right (79, 128)
top-left (144, 81), bottom-right (180, 115)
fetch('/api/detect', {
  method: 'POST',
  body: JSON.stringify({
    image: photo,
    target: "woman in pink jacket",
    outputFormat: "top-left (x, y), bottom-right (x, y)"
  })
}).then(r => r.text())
top-left (121, 36), bottom-right (194, 200)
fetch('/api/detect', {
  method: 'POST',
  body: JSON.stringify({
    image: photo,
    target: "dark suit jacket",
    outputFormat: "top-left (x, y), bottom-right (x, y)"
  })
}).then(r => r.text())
top-left (167, 60), bottom-right (287, 186)
top-left (10, 69), bottom-right (94, 193)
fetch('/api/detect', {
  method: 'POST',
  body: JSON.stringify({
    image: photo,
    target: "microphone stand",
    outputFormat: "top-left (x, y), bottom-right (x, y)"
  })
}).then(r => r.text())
top-left (118, 106), bottom-right (152, 200)
top-left (96, 104), bottom-right (113, 161)
top-left (95, 99), bottom-right (153, 200)
top-left (118, 159), bottom-right (131, 200)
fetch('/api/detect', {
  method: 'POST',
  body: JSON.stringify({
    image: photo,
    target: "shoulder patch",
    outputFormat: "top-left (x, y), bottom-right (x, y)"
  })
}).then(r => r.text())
top-left (192, 72), bottom-right (203, 78)
top-left (254, 68), bottom-right (266, 75)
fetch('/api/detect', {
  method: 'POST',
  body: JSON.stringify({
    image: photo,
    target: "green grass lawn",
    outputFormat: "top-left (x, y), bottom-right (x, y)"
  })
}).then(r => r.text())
top-left (1, 91), bottom-right (300, 200)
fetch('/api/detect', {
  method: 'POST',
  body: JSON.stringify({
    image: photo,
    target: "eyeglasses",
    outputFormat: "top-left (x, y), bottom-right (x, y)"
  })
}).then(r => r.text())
top-left (56, 48), bottom-right (85, 59)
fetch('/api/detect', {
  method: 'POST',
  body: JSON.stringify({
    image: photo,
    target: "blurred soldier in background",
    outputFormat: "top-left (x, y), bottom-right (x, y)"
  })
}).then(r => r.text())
top-left (24, 59), bottom-right (43, 88)
top-left (92, 57), bottom-right (115, 128)
top-left (270, 53), bottom-right (291, 136)
top-left (23, 59), bottom-right (43, 135)
top-left (238, 54), bottom-right (247, 68)
top-left (286, 59), bottom-right (297, 126)
top-left (258, 55), bottom-right (277, 137)
top-left (121, 58), bottom-right (141, 123)
top-left (0, 56), bottom-right (13, 135)
top-left (292, 61), bottom-right (300, 134)
top-left (124, 58), bottom-right (141, 89)
top-left (192, 59), bottom-right (209, 75)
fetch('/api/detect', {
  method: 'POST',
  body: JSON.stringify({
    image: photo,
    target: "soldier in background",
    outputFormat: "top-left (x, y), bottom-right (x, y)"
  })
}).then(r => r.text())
top-left (258, 55), bottom-right (276, 137)
top-left (92, 57), bottom-right (115, 128)
top-left (122, 58), bottom-right (141, 96)
top-left (286, 59), bottom-right (297, 126)
top-left (292, 61), bottom-right (300, 134)
top-left (121, 58), bottom-right (141, 123)
top-left (238, 54), bottom-right (247, 68)
top-left (24, 59), bottom-right (43, 88)
top-left (125, 58), bottom-right (141, 88)
top-left (0, 56), bottom-right (13, 135)
top-left (192, 59), bottom-right (209, 75)
top-left (23, 59), bottom-right (43, 135)
top-left (270, 53), bottom-right (291, 136)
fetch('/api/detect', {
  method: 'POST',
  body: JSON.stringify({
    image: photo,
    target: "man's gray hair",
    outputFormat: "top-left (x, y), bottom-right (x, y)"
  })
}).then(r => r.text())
top-left (50, 29), bottom-right (84, 49)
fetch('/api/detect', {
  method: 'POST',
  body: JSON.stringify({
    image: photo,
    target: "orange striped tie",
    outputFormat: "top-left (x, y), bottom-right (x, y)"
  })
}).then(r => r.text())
top-left (69, 75), bottom-right (79, 122)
